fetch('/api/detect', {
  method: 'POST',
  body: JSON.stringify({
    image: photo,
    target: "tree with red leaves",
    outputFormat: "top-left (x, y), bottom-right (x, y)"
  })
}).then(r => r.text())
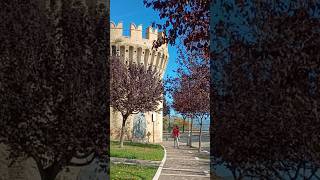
top-left (163, 91), bottom-right (170, 118)
top-left (145, 0), bottom-right (211, 147)
top-left (211, 7), bottom-right (320, 179)
top-left (110, 56), bottom-right (163, 148)
top-left (168, 48), bottom-right (210, 151)
top-left (0, 1), bottom-right (109, 180)
top-left (189, 63), bottom-right (210, 152)
top-left (143, 0), bottom-right (210, 58)
top-left (170, 69), bottom-right (209, 151)
top-left (170, 74), bottom-right (194, 144)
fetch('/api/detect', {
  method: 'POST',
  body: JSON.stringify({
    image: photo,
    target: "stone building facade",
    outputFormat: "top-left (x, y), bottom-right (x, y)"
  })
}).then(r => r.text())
top-left (110, 22), bottom-right (169, 143)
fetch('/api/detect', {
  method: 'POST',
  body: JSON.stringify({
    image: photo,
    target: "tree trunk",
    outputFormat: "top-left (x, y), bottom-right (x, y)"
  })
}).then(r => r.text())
top-left (119, 115), bottom-right (128, 148)
top-left (168, 115), bottom-right (171, 133)
top-left (182, 118), bottom-right (185, 133)
top-left (36, 160), bottom-right (61, 180)
top-left (39, 169), bottom-right (60, 180)
top-left (189, 118), bottom-right (193, 147)
top-left (198, 121), bottom-right (203, 152)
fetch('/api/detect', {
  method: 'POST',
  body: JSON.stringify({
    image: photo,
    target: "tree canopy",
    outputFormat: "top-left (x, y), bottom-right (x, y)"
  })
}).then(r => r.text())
top-left (0, 1), bottom-right (109, 179)
top-left (211, 7), bottom-right (320, 179)
top-left (144, 0), bottom-right (210, 57)
top-left (110, 56), bottom-right (163, 147)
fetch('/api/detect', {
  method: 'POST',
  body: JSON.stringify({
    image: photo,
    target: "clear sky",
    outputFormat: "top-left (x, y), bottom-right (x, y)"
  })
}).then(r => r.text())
top-left (110, 0), bottom-right (178, 81)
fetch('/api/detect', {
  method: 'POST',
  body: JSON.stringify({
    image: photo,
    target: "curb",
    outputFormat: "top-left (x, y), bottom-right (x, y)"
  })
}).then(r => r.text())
top-left (110, 157), bottom-right (161, 167)
top-left (152, 144), bottom-right (167, 180)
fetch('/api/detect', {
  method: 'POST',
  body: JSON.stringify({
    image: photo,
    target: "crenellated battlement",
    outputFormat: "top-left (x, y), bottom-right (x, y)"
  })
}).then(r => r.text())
top-left (110, 21), bottom-right (169, 78)
top-left (110, 21), bottom-right (123, 29)
top-left (110, 21), bottom-right (165, 43)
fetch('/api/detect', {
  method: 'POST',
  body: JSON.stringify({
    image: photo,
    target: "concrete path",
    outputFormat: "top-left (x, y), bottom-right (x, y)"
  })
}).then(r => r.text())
top-left (159, 140), bottom-right (213, 180)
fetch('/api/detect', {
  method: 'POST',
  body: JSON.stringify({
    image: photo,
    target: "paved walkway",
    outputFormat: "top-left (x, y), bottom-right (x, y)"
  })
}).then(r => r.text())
top-left (159, 140), bottom-right (213, 180)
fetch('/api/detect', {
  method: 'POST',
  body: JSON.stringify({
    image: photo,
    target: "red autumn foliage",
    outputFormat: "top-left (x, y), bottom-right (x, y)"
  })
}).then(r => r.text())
top-left (144, 0), bottom-right (210, 58)
top-left (110, 56), bottom-right (163, 148)
top-left (166, 48), bottom-right (209, 151)
top-left (211, 8), bottom-right (320, 179)
top-left (0, 1), bottom-right (109, 180)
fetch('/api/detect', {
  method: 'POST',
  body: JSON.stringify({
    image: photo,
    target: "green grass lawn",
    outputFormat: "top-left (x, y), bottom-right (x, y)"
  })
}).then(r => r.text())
top-left (110, 141), bottom-right (164, 161)
top-left (110, 163), bottom-right (157, 180)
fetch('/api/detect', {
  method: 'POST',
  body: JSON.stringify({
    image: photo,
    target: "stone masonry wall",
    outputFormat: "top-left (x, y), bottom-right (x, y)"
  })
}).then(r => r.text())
top-left (110, 22), bottom-right (168, 143)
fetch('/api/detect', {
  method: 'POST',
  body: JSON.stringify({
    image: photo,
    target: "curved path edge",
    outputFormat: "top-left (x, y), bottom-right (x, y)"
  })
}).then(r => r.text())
top-left (152, 144), bottom-right (167, 180)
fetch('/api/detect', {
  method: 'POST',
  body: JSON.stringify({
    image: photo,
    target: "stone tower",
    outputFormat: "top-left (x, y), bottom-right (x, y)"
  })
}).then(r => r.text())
top-left (110, 22), bottom-right (169, 143)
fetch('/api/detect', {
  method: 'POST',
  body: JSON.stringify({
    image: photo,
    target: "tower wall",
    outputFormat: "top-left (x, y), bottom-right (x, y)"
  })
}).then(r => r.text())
top-left (110, 22), bottom-right (169, 143)
top-left (110, 22), bottom-right (169, 77)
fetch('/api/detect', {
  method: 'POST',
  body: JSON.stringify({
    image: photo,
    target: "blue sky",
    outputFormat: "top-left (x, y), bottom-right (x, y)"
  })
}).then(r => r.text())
top-left (110, 0), bottom-right (178, 81)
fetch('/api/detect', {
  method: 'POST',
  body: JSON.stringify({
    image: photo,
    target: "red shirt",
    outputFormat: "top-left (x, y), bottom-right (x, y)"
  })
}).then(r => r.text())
top-left (172, 127), bottom-right (180, 138)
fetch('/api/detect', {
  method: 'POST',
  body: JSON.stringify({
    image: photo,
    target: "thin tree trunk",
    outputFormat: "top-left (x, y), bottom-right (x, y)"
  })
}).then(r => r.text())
top-left (168, 114), bottom-right (171, 133)
top-left (189, 118), bottom-right (193, 147)
top-left (198, 120), bottom-right (203, 152)
top-left (182, 118), bottom-right (185, 133)
top-left (231, 168), bottom-right (237, 180)
top-left (120, 115), bottom-right (128, 148)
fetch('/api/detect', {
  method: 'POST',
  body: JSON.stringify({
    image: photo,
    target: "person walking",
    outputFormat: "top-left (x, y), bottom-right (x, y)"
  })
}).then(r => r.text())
top-left (172, 125), bottom-right (180, 148)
